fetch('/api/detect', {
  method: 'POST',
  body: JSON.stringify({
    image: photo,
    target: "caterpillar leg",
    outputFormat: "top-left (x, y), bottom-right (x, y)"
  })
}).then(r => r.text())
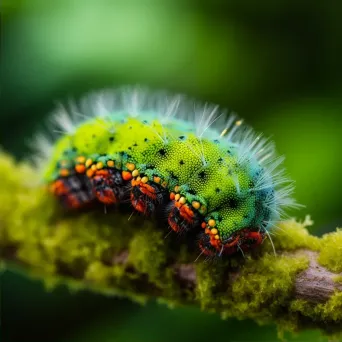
top-left (50, 173), bottom-right (94, 209)
top-left (167, 200), bottom-right (202, 233)
top-left (197, 228), bottom-right (265, 257)
top-left (130, 177), bottom-right (169, 216)
top-left (90, 168), bottom-right (129, 205)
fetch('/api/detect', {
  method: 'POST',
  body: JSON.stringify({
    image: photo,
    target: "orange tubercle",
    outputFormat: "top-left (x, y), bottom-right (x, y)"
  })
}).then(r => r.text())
top-left (122, 171), bottom-right (132, 181)
top-left (75, 164), bottom-right (86, 173)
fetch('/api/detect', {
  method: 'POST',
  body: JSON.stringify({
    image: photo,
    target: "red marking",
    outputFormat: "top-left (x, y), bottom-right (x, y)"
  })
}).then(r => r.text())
top-left (223, 235), bottom-right (240, 249)
top-left (198, 240), bottom-right (215, 256)
top-left (130, 193), bottom-right (147, 213)
top-left (168, 216), bottom-right (180, 232)
top-left (50, 180), bottom-right (68, 196)
top-left (95, 169), bottom-right (110, 177)
top-left (179, 205), bottom-right (194, 223)
top-left (92, 170), bottom-right (118, 205)
top-left (66, 194), bottom-right (83, 209)
top-left (170, 192), bottom-right (175, 200)
top-left (122, 171), bottom-right (132, 181)
top-left (96, 188), bottom-right (117, 205)
top-left (138, 182), bottom-right (157, 200)
top-left (201, 222), bottom-right (207, 229)
top-left (130, 179), bottom-right (157, 214)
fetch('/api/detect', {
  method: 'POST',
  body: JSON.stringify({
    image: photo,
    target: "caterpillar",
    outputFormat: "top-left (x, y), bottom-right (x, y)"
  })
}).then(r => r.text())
top-left (33, 86), bottom-right (299, 258)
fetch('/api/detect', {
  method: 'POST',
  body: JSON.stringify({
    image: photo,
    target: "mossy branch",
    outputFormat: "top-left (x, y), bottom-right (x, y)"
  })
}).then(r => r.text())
top-left (0, 150), bottom-right (342, 338)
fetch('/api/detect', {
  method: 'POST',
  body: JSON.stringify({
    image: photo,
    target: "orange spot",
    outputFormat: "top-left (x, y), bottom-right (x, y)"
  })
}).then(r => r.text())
top-left (60, 169), bottom-right (69, 177)
top-left (126, 163), bottom-right (135, 171)
top-left (211, 228), bottom-right (218, 235)
top-left (122, 171), bottom-right (132, 181)
top-left (205, 228), bottom-right (211, 235)
top-left (75, 164), bottom-right (86, 173)
top-left (175, 201), bottom-right (182, 208)
top-left (107, 160), bottom-right (115, 167)
top-left (153, 176), bottom-right (161, 183)
top-left (208, 219), bottom-right (216, 227)
top-left (86, 169), bottom-right (95, 178)
top-left (192, 201), bottom-right (201, 210)
top-left (170, 192), bottom-right (175, 200)
top-left (201, 222), bottom-right (207, 229)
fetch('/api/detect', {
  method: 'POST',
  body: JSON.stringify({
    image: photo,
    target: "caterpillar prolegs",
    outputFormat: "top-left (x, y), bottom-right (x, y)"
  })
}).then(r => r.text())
top-left (35, 87), bottom-right (299, 258)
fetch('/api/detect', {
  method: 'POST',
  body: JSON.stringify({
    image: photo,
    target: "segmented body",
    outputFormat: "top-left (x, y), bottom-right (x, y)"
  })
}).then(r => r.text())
top-left (37, 88), bottom-right (297, 258)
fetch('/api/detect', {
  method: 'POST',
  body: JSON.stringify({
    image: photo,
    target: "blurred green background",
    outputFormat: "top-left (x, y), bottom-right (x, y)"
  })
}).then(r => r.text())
top-left (1, 1), bottom-right (341, 341)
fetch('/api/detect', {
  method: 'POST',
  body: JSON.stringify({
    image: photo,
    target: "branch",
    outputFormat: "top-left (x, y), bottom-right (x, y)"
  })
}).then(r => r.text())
top-left (0, 150), bottom-right (342, 338)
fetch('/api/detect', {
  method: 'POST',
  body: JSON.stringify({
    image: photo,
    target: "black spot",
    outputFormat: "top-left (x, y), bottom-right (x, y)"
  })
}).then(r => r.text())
top-left (218, 157), bottom-right (223, 163)
top-left (228, 197), bottom-right (238, 209)
top-left (142, 120), bottom-right (148, 124)
top-left (168, 170), bottom-right (179, 181)
top-left (144, 138), bottom-right (149, 142)
top-left (72, 147), bottom-right (78, 152)
top-left (179, 160), bottom-right (185, 166)
top-left (187, 189), bottom-right (196, 195)
top-left (109, 137), bottom-right (114, 142)
top-left (215, 188), bottom-right (221, 193)
top-left (198, 171), bottom-right (206, 180)
top-left (158, 148), bottom-right (166, 156)
top-left (179, 135), bottom-right (185, 140)
top-left (129, 126), bottom-right (132, 129)
top-left (227, 149), bottom-right (232, 155)
top-left (128, 146), bottom-right (132, 150)
top-left (213, 139), bottom-right (220, 144)
top-left (92, 134), bottom-right (96, 138)
top-left (243, 214), bottom-right (249, 219)
top-left (133, 143), bottom-right (138, 147)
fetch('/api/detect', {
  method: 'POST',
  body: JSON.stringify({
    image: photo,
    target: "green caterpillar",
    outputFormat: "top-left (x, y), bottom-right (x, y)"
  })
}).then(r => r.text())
top-left (35, 87), bottom-right (298, 258)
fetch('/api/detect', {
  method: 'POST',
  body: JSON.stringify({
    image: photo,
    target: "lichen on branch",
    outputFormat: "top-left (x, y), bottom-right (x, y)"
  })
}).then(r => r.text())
top-left (0, 150), bottom-right (341, 338)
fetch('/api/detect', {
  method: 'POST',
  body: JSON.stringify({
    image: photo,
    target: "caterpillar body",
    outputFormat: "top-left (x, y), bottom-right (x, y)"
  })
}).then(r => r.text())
top-left (36, 87), bottom-right (298, 258)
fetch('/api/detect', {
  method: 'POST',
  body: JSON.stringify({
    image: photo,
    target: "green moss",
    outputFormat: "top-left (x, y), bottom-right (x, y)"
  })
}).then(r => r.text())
top-left (128, 227), bottom-right (167, 282)
top-left (318, 228), bottom-right (342, 273)
top-left (220, 254), bottom-right (309, 322)
top-left (332, 275), bottom-right (342, 283)
top-left (269, 216), bottom-right (320, 252)
top-left (1, 150), bottom-right (342, 337)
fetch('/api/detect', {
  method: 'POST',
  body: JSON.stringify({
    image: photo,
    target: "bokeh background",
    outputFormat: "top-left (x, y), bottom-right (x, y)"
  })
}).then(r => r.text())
top-left (1, 1), bottom-right (342, 341)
